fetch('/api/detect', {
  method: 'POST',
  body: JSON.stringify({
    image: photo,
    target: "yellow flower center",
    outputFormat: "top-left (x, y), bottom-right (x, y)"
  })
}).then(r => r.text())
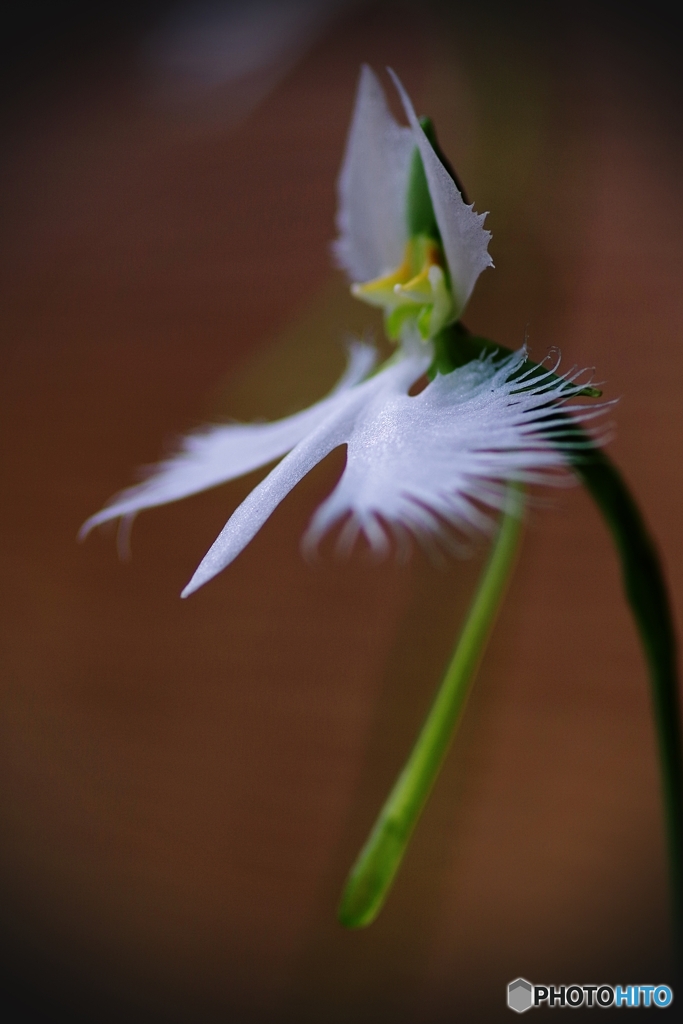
top-left (351, 235), bottom-right (454, 342)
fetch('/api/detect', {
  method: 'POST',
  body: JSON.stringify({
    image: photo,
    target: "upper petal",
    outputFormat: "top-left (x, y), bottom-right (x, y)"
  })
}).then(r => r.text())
top-left (332, 65), bottom-right (414, 283)
top-left (388, 69), bottom-right (493, 317)
top-left (80, 341), bottom-right (376, 535)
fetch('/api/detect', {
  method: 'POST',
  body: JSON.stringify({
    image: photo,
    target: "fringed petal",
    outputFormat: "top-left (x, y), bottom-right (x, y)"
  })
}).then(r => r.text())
top-left (181, 352), bottom-right (430, 595)
top-left (80, 341), bottom-right (376, 537)
top-left (302, 348), bottom-right (609, 560)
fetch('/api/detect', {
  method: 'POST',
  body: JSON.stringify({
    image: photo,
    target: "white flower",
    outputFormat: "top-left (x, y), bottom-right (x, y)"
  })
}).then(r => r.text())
top-left (333, 66), bottom-right (492, 327)
top-left (82, 67), bottom-right (599, 597)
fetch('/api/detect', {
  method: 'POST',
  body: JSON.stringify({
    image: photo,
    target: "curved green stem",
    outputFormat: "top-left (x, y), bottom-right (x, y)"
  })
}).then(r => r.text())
top-left (340, 324), bottom-right (680, 939)
top-left (569, 433), bottom-right (683, 949)
top-left (338, 484), bottom-right (525, 929)
top-left (435, 322), bottom-right (682, 947)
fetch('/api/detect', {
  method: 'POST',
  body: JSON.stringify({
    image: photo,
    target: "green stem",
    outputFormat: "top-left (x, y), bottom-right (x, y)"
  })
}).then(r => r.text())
top-left (340, 324), bottom-right (681, 941)
top-left (569, 434), bottom-right (683, 949)
top-left (437, 322), bottom-right (682, 946)
top-left (338, 484), bottom-right (525, 929)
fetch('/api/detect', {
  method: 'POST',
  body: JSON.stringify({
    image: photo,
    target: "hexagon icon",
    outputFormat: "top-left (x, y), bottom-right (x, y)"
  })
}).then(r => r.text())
top-left (507, 978), bottom-right (533, 1013)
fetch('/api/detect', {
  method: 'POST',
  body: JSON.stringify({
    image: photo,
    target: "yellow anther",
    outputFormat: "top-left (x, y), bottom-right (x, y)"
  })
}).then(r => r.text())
top-left (394, 262), bottom-right (435, 304)
top-left (350, 249), bottom-right (413, 309)
top-left (351, 236), bottom-right (454, 341)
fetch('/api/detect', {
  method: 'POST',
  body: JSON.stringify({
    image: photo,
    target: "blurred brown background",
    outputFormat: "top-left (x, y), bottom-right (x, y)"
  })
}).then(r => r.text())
top-left (1, 1), bottom-right (682, 1020)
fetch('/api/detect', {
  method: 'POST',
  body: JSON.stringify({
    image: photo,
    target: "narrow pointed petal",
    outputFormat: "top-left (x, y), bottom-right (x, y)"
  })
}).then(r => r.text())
top-left (303, 349), bottom-right (608, 558)
top-left (182, 353), bottom-right (430, 595)
top-left (388, 69), bottom-right (493, 316)
top-left (80, 342), bottom-right (376, 537)
top-left (333, 65), bottom-right (414, 283)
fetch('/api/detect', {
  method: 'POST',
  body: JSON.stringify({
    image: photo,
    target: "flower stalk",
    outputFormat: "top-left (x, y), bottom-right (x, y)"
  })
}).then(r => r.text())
top-left (340, 319), bottom-right (682, 943)
top-left (570, 435), bottom-right (683, 950)
top-left (338, 483), bottom-right (525, 929)
top-left (372, 316), bottom-right (682, 943)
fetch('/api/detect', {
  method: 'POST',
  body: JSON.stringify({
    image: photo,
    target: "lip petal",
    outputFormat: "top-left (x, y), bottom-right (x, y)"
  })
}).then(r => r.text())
top-left (181, 355), bottom-right (428, 595)
top-left (302, 347), bottom-right (605, 561)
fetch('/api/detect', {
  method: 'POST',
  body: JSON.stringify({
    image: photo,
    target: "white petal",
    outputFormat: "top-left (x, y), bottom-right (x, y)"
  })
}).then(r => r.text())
top-left (332, 65), bottom-right (414, 282)
top-left (181, 352), bottom-right (430, 595)
top-left (80, 341), bottom-right (376, 536)
top-left (388, 69), bottom-right (493, 316)
top-left (302, 349), bottom-right (606, 558)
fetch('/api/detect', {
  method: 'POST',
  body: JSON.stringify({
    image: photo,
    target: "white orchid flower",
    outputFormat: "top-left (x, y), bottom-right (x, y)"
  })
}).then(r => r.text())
top-left (82, 66), bottom-right (598, 597)
top-left (334, 66), bottom-right (492, 337)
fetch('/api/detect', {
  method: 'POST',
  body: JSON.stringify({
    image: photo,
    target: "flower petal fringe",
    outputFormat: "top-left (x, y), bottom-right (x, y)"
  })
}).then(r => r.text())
top-left (83, 343), bottom-right (605, 597)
